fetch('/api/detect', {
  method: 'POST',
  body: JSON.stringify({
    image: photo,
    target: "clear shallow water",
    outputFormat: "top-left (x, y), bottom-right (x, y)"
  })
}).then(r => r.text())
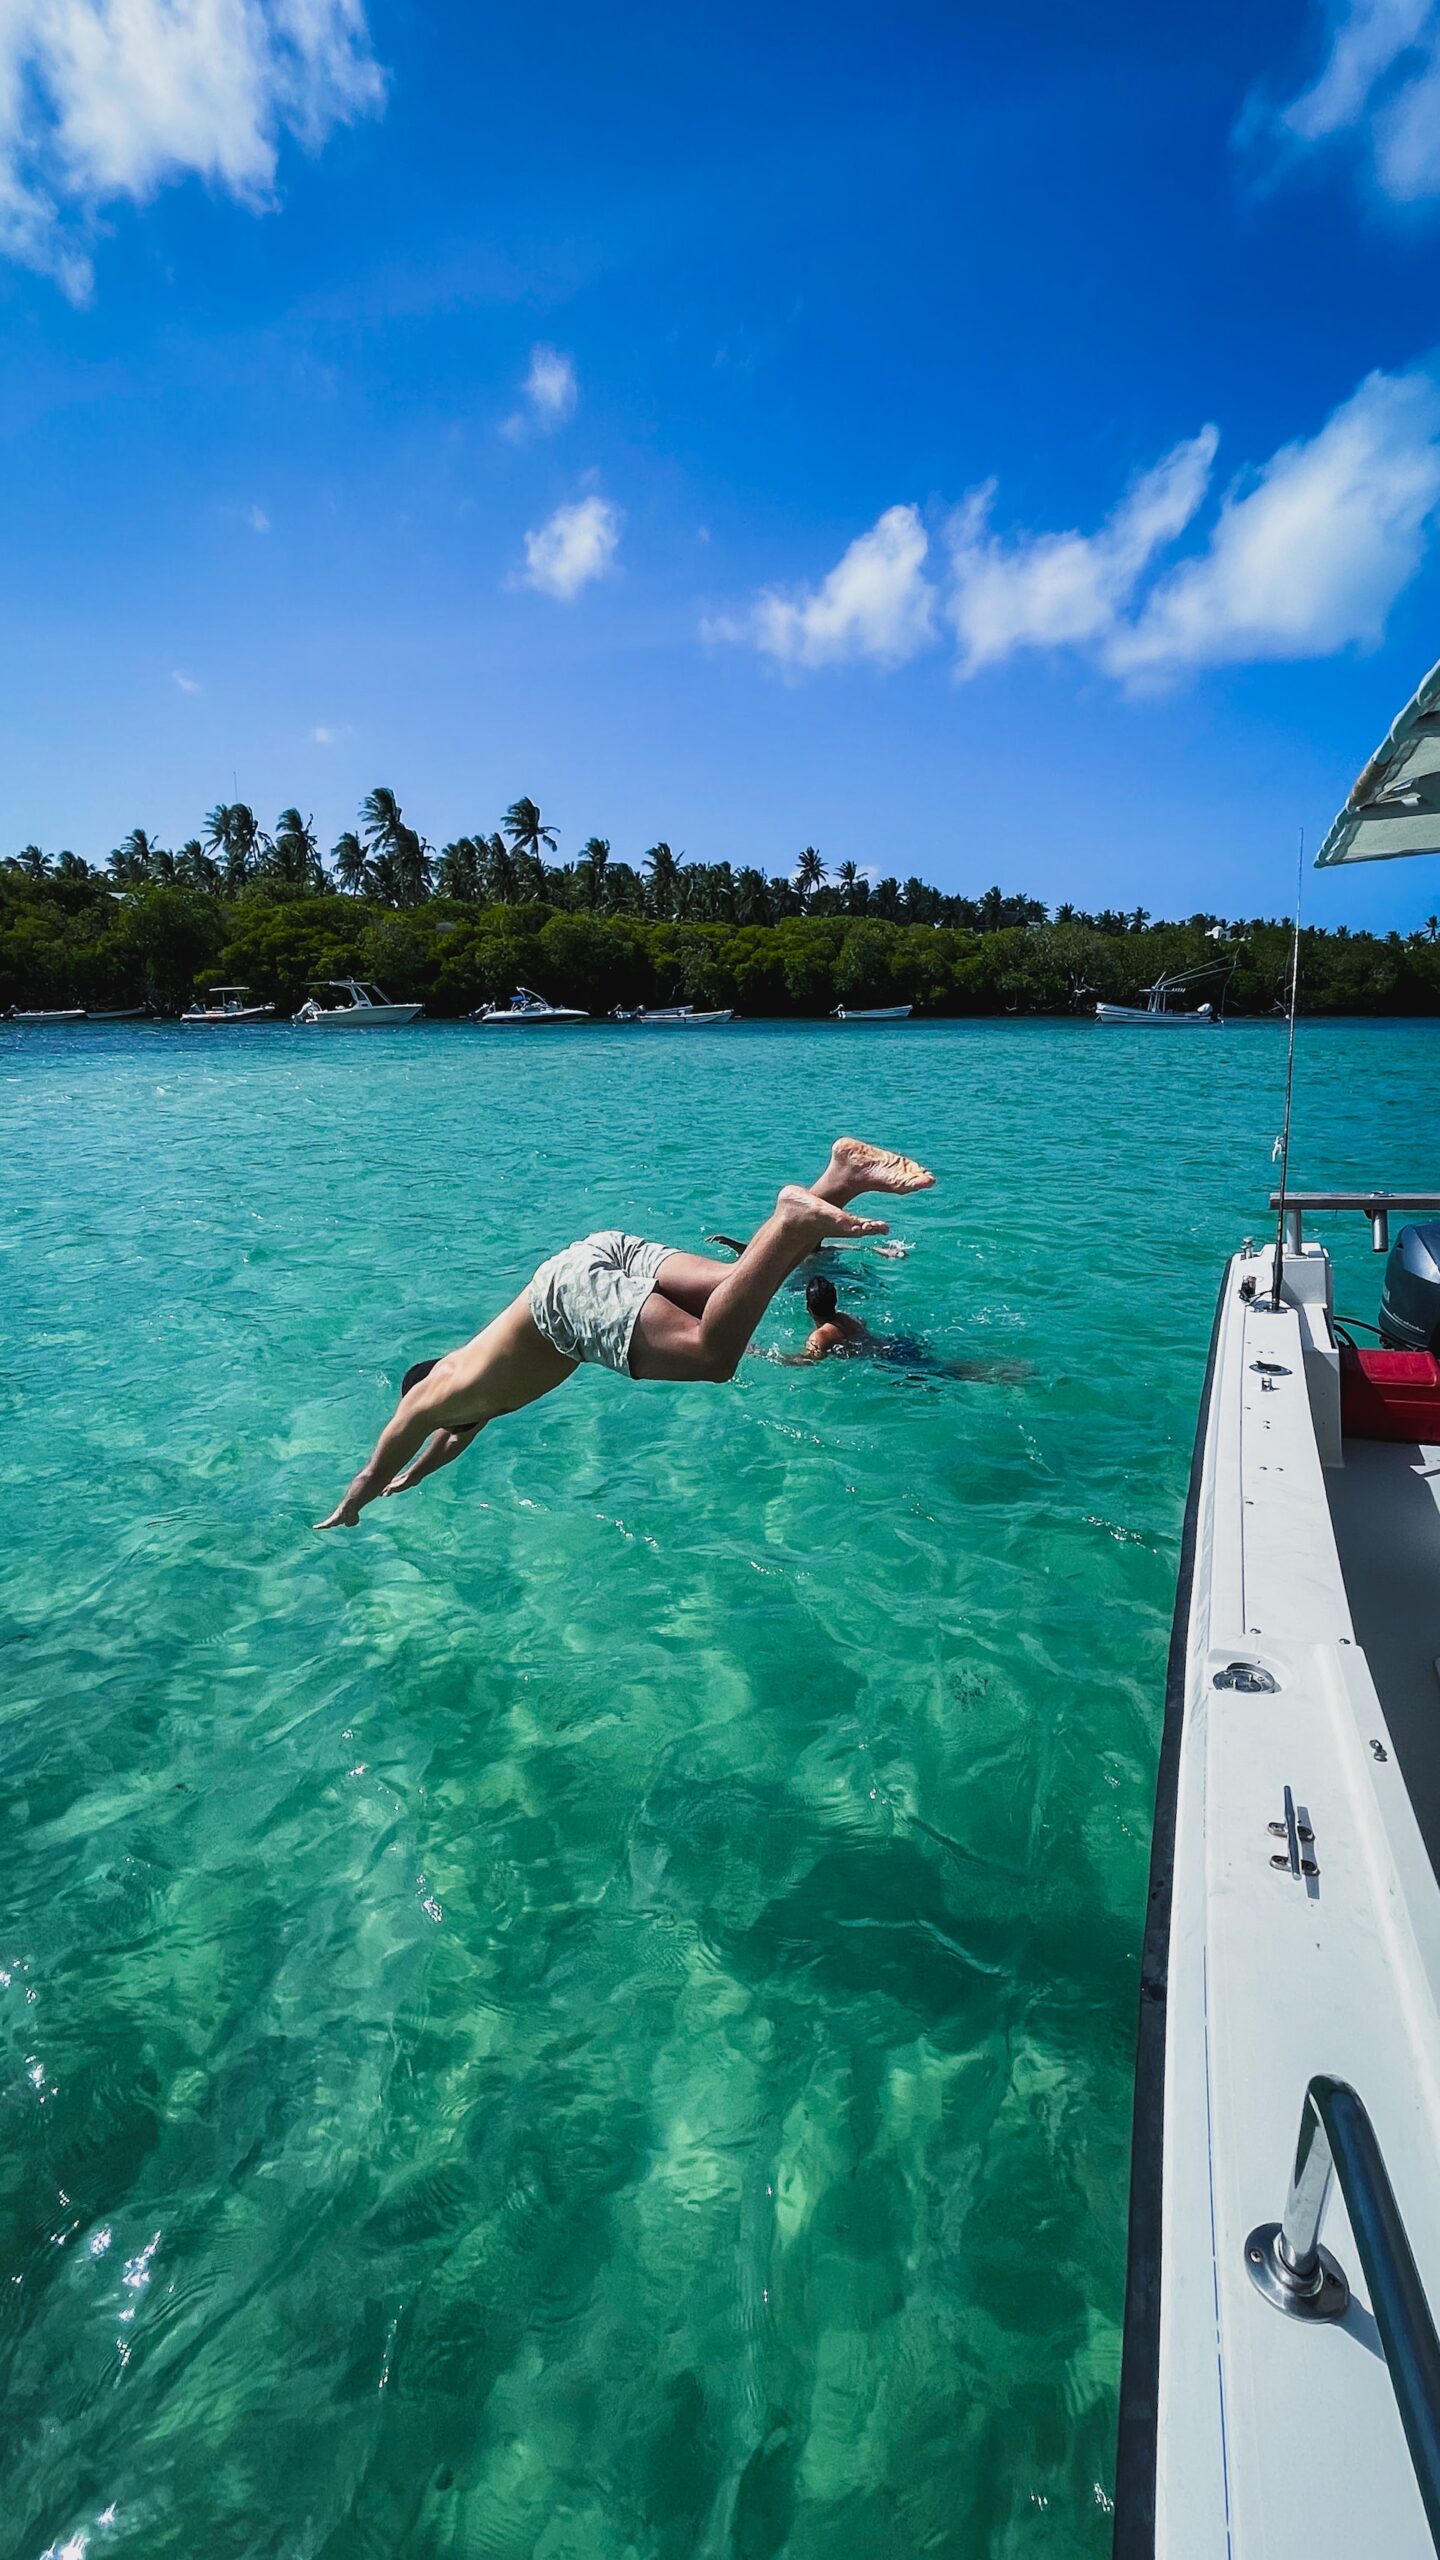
top-left (2, 1016), bottom-right (1435, 2560)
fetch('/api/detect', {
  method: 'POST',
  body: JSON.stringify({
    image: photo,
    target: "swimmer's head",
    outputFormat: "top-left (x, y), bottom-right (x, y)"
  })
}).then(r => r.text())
top-left (402, 1359), bottom-right (438, 1397)
top-left (805, 1276), bottom-right (838, 1322)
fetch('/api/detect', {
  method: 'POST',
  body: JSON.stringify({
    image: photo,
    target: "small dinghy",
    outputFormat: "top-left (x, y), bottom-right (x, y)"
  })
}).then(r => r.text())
top-left (86, 1005), bottom-right (150, 1022)
top-left (294, 979), bottom-right (422, 1028)
top-left (471, 986), bottom-right (588, 1026)
top-left (179, 985), bottom-right (275, 1026)
top-left (831, 1003), bottom-right (913, 1021)
top-left (7, 1006), bottom-right (87, 1024)
top-left (1115, 657), bottom-right (1440, 2558)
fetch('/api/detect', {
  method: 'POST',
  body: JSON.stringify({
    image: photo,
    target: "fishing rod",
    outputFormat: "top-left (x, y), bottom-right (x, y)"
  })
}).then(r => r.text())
top-left (1270, 830), bottom-right (1305, 1310)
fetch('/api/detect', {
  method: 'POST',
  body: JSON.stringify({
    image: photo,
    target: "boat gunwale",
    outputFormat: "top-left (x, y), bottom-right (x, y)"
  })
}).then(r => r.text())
top-left (1111, 1268), bottom-right (1228, 2557)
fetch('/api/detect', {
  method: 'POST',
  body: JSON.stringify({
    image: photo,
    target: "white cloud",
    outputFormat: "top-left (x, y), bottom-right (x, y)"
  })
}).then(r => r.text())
top-left (501, 344), bottom-right (577, 439)
top-left (520, 493), bottom-right (622, 601)
top-left (310, 723), bottom-right (334, 742)
top-left (947, 431), bottom-right (1217, 674)
top-left (710, 366), bottom-right (1440, 689)
top-left (171, 668), bottom-right (200, 691)
top-left (0, 0), bottom-right (385, 300)
top-left (1107, 368), bottom-right (1440, 675)
top-left (741, 503), bottom-right (937, 669)
top-left (247, 502), bottom-right (270, 532)
top-left (1264, 0), bottom-right (1440, 201)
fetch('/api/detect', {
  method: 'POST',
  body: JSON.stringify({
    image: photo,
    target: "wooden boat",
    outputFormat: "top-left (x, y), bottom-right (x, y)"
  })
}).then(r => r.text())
top-left (294, 979), bottom-right (422, 1028)
top-left (179, 986), bottom-right (275, 1026)
top-left (831, 1004), bottom-right (913, 1021)
top-left (1115, 658), bottom-right (1440, 2557)
top-left (471, 986), bottom-right (588, 1026)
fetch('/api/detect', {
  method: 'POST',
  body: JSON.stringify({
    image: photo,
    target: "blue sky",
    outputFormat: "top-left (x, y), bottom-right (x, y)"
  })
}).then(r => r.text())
top-left (4, 0), bottom-right (1440, 927)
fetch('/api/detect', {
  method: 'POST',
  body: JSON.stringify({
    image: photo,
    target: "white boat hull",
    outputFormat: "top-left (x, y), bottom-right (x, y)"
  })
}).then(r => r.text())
top-left (1095, 1001), bottom-right (1217, 1025)
top-left (1118, 1238), bottom-right (1440, 2554)
top-left (620, 1008), bottom-right (734, 1026)
top-left (295, 1004), bottom-right (422, 1027)
top-left (832, 1005), bottom-right (913, 1021)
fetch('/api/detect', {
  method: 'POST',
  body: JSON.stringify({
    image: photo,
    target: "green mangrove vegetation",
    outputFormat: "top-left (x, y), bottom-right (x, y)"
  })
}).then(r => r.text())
top-left (5, 790), bottom-right (1440, 1018)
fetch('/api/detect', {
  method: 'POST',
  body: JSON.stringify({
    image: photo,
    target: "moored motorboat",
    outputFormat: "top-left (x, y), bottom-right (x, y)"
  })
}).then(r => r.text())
top-left (612, 1004), bottom-right (735, 1025)
top-left (1115, 659), bottom-right (1440, 2558)
top-left (831, 1004), bottom-right (913, 1021)
top-left (471, 986), bottom-right (588, 1026)
top-left (179, 985), bottom-right (275, 1026)
top-left (1096, 963), bottom-right (1228, 1025)
top-left (86, 1005), bottom-right (151, 1022)
top-left (6, 1006), bottom-right (87, 1024)
top-left (294, 979), bottom-right (422, 1028)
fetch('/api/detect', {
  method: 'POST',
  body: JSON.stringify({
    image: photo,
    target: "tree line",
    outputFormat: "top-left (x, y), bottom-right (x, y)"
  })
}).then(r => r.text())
top-left (5, 786), bottom-right (1440, 1019)
top-left (5, 788), bottom-right (1056, 931)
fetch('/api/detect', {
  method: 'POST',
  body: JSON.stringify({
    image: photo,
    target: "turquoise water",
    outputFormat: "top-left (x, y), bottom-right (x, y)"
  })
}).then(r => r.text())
top-left (3, 1017), bottom-right (1435, 2560)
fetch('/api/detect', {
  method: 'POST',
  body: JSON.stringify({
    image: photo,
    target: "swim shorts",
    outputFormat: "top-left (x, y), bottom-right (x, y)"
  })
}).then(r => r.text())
top-left (528, 1230), bottom-right (676, 1375)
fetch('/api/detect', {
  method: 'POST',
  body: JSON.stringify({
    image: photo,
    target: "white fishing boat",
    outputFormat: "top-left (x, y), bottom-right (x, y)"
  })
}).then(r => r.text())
top-left (6, 1006), bottom-right (87, 1024)
top-left (293, 979), bottom-right (422, 1028)
top-left (1096, 963), bottom-right (1227, 1026)
top-left (179, 985), bottom-right (275, 1026)
top-left (831, 1003), bottom-right (913, 1021)
top-left (612, 1004), bottom-right (735, 1026)
top-left (1115, 658), bottom-right (1440, 2557)
top-left (471, 986), bottom-right (588, 1026)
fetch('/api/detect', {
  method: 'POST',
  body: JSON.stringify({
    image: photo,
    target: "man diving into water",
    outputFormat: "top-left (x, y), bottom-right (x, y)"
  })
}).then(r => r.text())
top-left (315, 1138), bottom-right (934, 1529)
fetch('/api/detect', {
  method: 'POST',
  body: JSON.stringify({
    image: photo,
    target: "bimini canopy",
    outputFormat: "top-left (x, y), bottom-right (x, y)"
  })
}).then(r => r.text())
top-left (1316, 656), bottom-right (1440, 865)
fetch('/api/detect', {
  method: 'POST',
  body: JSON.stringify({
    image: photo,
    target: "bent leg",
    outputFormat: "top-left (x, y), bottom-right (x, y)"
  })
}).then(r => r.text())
top-left (650, 1250), bottom-right (735, 1318)
top-left (630, 1189), bottom-right (887, 1382)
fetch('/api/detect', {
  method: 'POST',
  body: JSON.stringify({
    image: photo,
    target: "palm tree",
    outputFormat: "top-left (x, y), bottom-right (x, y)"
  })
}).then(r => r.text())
top-left (643, 842), bottom-right (678, 919)
top-left (204, 803), bottom-right (266, 890)
top-left (578, 837), bottom-right (611, 909)
top-left (176, 840), bottom-right (222, 892)
top-left (835, 859), bottom-right (861, 912)
top-left (14, 843), bottom-right (51, 880)
top-left (270, 809), bottom-right (322, 889)
top-left (332, 831), bottom-right (369, 894)
top-left (734, 867), bottom-right (771, 927)
top-left (360, 788), bottom-right (431, 907)
top-left (503, 798), bottom-right (558, 899)
top-left (360, 787), bottom-right (405, 859)
top-left (483, 832), bottom-right (519, 903)
top-left (1426, 916), bottom-right (1439, 944)
top-left (54, 851), bottom-right (92, 880)
top-left (437, 837), bottom-right (483, 899)
top-left (794, 846), bottom-right (826, 908)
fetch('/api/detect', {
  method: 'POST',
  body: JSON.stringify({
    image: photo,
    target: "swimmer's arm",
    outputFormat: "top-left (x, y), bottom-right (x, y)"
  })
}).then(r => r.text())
top-left (383, 1424), bottom-right (482, 1497)
top-left (771, 1324), bottom-right (844, 1366)
top-left (315, 1383), bottom-right (466, 1530)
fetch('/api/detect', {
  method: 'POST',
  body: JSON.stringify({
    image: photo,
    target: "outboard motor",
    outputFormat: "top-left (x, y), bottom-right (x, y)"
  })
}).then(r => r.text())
top-left (1379, 1221), bottom-right (1440, 1353)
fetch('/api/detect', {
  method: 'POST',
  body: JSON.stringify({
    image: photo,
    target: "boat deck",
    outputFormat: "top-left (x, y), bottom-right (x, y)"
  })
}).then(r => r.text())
top-left (1329, 1435), bottom-right (1440, 1885)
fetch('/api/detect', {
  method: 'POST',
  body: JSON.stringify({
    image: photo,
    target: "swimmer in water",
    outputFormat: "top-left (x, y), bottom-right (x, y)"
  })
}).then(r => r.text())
top-left (315, 1137), bottom-right (935, 1529)
top-left (790, 1273), bottom-right (1029, 1382)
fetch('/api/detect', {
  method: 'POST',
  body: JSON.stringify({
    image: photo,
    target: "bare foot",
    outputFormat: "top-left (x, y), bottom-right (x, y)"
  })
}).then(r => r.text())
top-left (824, 1138), bottom-right (935, 1201)
top-left (314, 1495), bottom-right (363, 1531)
top-left (778, 1185), bottom-right (889, 1239)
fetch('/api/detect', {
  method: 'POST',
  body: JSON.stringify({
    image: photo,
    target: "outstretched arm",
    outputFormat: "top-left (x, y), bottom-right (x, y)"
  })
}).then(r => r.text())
top-left (316, 1387), bottom-right (463, 1530)
top-left (383, 1424), bottom-right (482, 1498)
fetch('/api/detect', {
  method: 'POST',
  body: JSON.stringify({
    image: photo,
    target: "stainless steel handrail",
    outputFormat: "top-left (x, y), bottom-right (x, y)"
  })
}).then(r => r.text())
top-left (1267, 1191), bottom-right (1440, 1253)
top-left (1246, 2074), bottom-right (1440, 2548)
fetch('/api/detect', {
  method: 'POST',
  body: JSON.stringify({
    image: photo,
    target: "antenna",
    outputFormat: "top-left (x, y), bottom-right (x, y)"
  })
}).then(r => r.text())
top-left (1270, 830), bottom-right (1305, 1309)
